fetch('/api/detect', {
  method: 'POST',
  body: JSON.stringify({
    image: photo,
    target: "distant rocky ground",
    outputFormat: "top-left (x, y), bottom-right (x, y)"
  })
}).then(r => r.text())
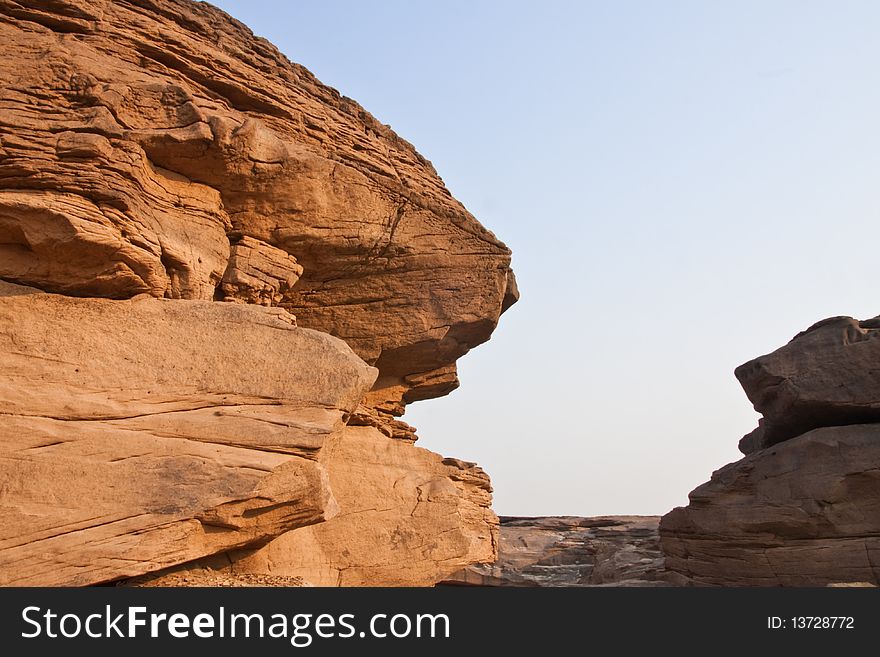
top-left (444, 516), bottom-right (685, 587)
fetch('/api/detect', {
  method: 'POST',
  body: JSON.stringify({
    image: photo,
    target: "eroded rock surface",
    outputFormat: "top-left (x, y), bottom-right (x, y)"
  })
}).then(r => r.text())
top-left (219, 235), bottom-right (303, 306)
top-left (662, 314), bottom-right (880, 586)
top-left (662, 425), bottom-right (880, 586)
top-left (139, 425), bottom-right (498, 587)
top-left (0, 0), bottom-right (512, 587)
top-left (0, 281), bottom-right (375, 586)
top-left (736, 316), bottom-right (880, 454)
top-left (443, 516), bottom-right (681, 587)
top-left (0, 0), bottom-right (517, 435)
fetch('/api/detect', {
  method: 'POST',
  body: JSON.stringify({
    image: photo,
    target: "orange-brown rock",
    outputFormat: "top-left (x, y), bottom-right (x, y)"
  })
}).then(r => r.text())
top-left (0, 0), bottom-right (512, 587)
top-left (0, 0), bottom-right (517, 432)
top-left (219, 235), bottom-right (303, 306)
top-left (141, 425), bottom-right (498, 587)
top-left (0, 281), bottom-right (375, 586)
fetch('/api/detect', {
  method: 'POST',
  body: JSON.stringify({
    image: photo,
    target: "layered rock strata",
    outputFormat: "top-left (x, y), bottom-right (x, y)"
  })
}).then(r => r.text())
top-left (661, 316), bottom-right (880, 586)
top-left (443, 516), bottom-right (680, 587)
top-left (735, 316), bottom-right (880, 454)
top-left (0, 0), bottom-right (517, 437)
top-left (0, 0), bottom-right (514, 586)
top-left (0, 280), bottom-right (374, 586)
top-left (136, 426), bottom-right (498, 587)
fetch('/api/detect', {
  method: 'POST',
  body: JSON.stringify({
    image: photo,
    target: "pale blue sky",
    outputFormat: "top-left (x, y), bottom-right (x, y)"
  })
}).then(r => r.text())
top-left (212, 0), bottom-right (880, 516)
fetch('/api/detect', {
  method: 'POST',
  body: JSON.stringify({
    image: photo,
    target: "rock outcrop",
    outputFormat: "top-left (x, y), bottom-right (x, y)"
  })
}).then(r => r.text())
top-left (136, 426), bottom-right (497, 587)
top-left (0, 0), bottom-right (516, 437)
top-left (0, 280), bottom-right (374, 586)
top-left (444, 516), bottom-right (681, 587)
top-left (0, 0), bottom-right (514, 586)
top-left (661, 315), bottom-right (880, 586)
top-left (735, 316), bottom-right (880, 454)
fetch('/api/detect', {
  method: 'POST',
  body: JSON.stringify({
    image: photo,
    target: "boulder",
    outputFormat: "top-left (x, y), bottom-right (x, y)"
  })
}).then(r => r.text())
top-left (735, 316), bottom-right (880, 454)
top-left (662, 313), bottom-right (880, 586)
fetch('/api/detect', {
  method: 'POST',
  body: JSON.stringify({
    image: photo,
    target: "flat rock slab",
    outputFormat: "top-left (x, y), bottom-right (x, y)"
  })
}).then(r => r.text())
top-left (0, 282), bottom-right (376, 585)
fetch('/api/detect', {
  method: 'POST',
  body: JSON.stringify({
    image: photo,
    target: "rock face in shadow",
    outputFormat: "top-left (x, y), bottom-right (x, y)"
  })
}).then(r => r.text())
top-left (0, 1), bottom-right (514, 586)
top-left (443, 516), bottom-right (682, 587)
top-left (735, 316), bottom-right (880, 454)
top-left (662, 425), bottom-right (880, 586)
top-left (661, 315), bottom-right (880, 586)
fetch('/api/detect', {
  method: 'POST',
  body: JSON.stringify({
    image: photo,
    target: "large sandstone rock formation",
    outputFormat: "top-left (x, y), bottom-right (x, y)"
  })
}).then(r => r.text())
top-left (0, 0), bottom-right (516, 434)
top-left (0, 280), bottom-right (373, 586)
top-left (661, 316), bottom-right (880, 586)
top-left (443, 516), bottom-right (681, 587)
top-left (0, 0), bottom-right (515, 585)
top-left (138, 426), bottom-right (497, 587)
top-left (223, 426), bottom-right (497, 586)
